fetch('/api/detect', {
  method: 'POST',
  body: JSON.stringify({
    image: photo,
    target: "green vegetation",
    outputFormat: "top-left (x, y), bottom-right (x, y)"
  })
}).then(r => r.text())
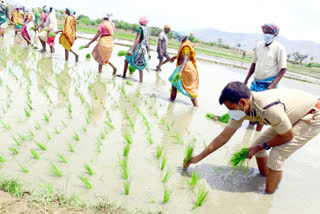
top-left (68, 143), bottom-right (75, 152)
top-left (162, 171), bottom-right (171, 183)
top-left (117, 50), bottom-right (127, 56)
top-left (85, 164), bottom-right (94, 176)
top-left (86, 53), bottom-right (91, 59)
top-left (230, 148), bottom-right (249, 170)
top-left (119, 158), bottom-right (129, 180)
top-left (188, 171), bottom-right (200, 189)
top-left (163, 188), bottom-right (170, 204)
top-left (123, 144), bottom-right (131, 157)
top-left (123, 181), bottom-right (130, 195)
top-left (0, 120), bottom-right (11, 129)
top-left (0, 153), bottom-right (5, 162)
top-left (0, 179), bottom-right (24, 197)
top-left (128, 66), bottom-right (136, 74)
top-left (80, 175), bottom-right (92, 189)
top-left (19, 162), bottom-right (29, 173)
top-left (43, 113), bottom-right (50, 122)
top-left (79, 45), bottom-right (86, 50)
top-left (124, 132), bottom-right (132, 144)
top-left (30, 149), bottom-right (40, 160)
top-left (73, 131), bottom-right (80, 141)
top-left (104, 121), bottom-right (114, 129)
top-left (183, 144), bottom-right (195, 170)
top-left (57, 153), bottom-right (68, 163)
top-left (36, 142), bottom-right (47, 151)
top-left (161, 154), bottom-right (167, 170)
top-left (125, 80), bottom-right (132, 85)
top-left (193, 186), bottom-right (208, 208)
top-left (146, 132), bottom-right (154, 144)
top-left (49, 162), bottom-right (63, 177)
top-left (157, 145), bottom-right (163, 160)
top-left (9, 146), bottom-right (19, 155)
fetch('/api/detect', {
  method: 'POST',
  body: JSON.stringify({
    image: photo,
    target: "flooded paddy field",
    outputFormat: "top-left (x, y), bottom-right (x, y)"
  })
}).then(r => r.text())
top-left (0, 34), bottom-right (320, 214)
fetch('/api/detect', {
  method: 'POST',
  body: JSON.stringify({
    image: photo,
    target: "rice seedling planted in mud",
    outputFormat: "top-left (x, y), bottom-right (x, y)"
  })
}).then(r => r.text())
top-left (19, 162), bottom-right (29, 173)
top-left (161, 154), bottom-right (167, 170)
top-left (0, 120), bottom-right (10, 129)
top-left (124, 181), bottom-right (130, 195)
top-left (188, 171), bottom-right (200, 189)
top-left (47, 132), bottom-right (52, 140)
top-left (104, 121), bottom-right (114, 129)
top-left (73, 131), bottom-right (80, 141)
top-left (12, 137), bottom-right (21, 146)
top-left (157, 145), bottom-right (163, 160)
top-left (43, 113), bottom-right (50, 122)
top-left (85, 164), bottom-right (94, 176)
top-left (30, 149), bottom-right (40, 160)
top-left (67, 143), bottom-right (75, 152)
top-left (162, 171), bottom-right (171, 183)
top-left (230, 148), bottom-right (249, 170)
top-left (9, 146), bottom-right (19, 155)
top-left (146, 132), bottom-right (153, 144)
top-left (24, 108), bottom-right (31, 117)
top-left (183, 144), bottom-right (195, 170)
top-left (33, 121), bottom-right (41, 130)
top-left (80, 175), bottom-right (92, 189)
top-left (57, 153), bottom-right (68, 163)
top-left (119, 158), bottom-right (129, 180)
top-left (163, 188), bottom-right (171, 204)
top-left (36, 142), bottom-right (47, 151)
top-left (49, 162), bottom-right (63, 177)
top-left (124, 132), bottom-right (132, 144)
top-left (0, 153), bottom-right (6, 162)
top-left (193, 186), bottom-right (208, 208)
top-left (123, 144), bottom-right (131, 157)
top-left (18, 133), bottom-right (26, 141)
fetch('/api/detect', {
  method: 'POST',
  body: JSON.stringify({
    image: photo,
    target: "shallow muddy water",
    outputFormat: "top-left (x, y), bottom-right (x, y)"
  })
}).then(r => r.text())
top-left (0, 34), bottom-right (320, 214)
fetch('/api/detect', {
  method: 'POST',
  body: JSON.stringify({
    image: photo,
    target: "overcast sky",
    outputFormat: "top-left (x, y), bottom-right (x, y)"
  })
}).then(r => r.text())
top-left (7, 0), bottom-right (320, 43)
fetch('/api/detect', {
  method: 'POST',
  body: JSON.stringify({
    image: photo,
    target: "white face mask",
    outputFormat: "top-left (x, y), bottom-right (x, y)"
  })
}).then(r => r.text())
top-left (263, 34), bottom-right (274, 45)
top-left (228, 103), bottom-right (246, 120)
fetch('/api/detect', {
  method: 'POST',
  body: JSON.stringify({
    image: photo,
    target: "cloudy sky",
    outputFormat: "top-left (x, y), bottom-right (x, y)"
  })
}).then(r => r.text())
top-left (7, 0), bottom-right (320, 43)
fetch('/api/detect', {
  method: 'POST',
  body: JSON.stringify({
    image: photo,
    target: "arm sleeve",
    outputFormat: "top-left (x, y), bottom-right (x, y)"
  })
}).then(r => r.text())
top-left (227, 119), bottom-right (244, 130)
top-left (265, 105), bottom-right (292, 134)
top-left (252, 46), bottom-right (258, 63)
top-left (137, 27), bottom-right (142, 34)
top-left (277, 46), bottom-right (287, 69)
top-left (98, 23), bottom-right (103, 33)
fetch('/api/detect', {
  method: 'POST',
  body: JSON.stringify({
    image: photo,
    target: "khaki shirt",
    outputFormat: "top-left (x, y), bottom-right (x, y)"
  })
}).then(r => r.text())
top-left (228, 89), bottom-right (318, 134)
top-left (252, 41), bottom-right (287, 80)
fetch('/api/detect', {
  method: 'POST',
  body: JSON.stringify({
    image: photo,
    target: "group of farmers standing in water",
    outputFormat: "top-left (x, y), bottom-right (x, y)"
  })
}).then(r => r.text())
top-left (1, 0), bottom-right (319, 195)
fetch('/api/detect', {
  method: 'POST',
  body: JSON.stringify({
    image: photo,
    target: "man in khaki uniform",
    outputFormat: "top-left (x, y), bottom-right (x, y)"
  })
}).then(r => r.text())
top-left (185, 81), bottom-right (320, 193)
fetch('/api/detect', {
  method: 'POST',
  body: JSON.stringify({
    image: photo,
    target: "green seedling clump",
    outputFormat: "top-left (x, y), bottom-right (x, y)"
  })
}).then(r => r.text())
top-left (30, 149), bottom-right (40, 160)
top-left (68, 143), bottom-right (75, 152)
top-left (0, 180), bottom-right (24, 197)
top-left (48, 32), bottom-right (56, 38)
top-left (229, 148), bottom-right (249, 170)
top-left (79, 45), bottom-right (86, 50)
top-left (183, 143), bottom-right (195, 170)
top-left (188, 171), bottom-right (200, 189)
top-left (104, 121), bottom-right (114, 129)
top-left (33, 46), bottom-right (38, 50)
top-left (43, 28), bottom-right (49, 32)
top-left (162, 171), bottom-right (171, 183)
top-left (24, 108), bottom-right (31, 117)
top-left (57, 153), bottom-right (68, 163)
top-left (163, 188), bottom-right (170, 204)
top-left (194, 186), bottom-right (208, 208)
top-left (0, 153), bottom-right (6, 162)
top-left (85, 164), bottom-right (94, 176)
top-left (119, 158), bottom-right (129, 180)
top-left (117, 50), bottom-right (127, 56)
top-left (0, 120), bottom-right (11, 129)
top-left (73, 131), bottom-right (80, 141)
top-left (124, 132), bottom-right (132, 144)
top-left (123, 144), bottom-right (131, 157)
top-left (172, 73), bottom-right (181, 83)
top-left (9, 147), bottom-right (19, 155)
top-left (146, 133), bottom-right (153, 144)
top-left (125, 80), bottom-right (133, 85)
top-left (49, 162), bottom-right (63, 177)
top-left (161, 154), bottom-right (167, 170)
top-left (86, 53), bottom-right (91, 59)
top-left (128, 65), bottom-right (136, 74)
top-left (206, 112), bottom-right (217, 120)
top-left (19, 163), bottom-right (29, 173)
top-left (36, 142), bottom-right (47, 151)
top-left (156, 145), bottom-right (163, 160)
top-left (43, 113), bottom-right (50, 122)
top-left (80, 175), bottom-right (92, 189)
top-left (124, 181), bottom-right (130, 195)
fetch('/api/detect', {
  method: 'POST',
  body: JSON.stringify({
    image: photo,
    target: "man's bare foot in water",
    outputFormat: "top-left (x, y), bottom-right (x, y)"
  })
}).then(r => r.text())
top-left (113, 68), bottom-right (117, 75)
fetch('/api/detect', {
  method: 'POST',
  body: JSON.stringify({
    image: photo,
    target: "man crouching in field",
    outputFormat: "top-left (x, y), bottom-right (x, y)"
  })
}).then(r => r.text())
top-left (185, 81), bottom-right (320, 193)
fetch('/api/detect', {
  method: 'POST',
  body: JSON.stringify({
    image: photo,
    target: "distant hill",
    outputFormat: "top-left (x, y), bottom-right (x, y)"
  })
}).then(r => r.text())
top-left (194, 28), bottom-right (320, 62)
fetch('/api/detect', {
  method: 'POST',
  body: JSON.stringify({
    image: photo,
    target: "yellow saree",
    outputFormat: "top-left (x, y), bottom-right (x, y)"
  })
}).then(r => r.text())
top-left (59, 15), bottom-right (76, 51)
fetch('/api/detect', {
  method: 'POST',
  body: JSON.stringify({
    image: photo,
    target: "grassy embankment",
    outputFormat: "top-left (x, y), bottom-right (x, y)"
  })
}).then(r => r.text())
top-left (60, 24), bottom-right (320, 76)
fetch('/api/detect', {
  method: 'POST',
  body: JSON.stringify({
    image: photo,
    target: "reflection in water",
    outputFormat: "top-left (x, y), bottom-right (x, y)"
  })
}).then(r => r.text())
top-left (37, 56), bottom-right (54, 92)
top-left (56, 63), bottom-right (71, 106)
top-left (89, 76), bottom-right (107, 123)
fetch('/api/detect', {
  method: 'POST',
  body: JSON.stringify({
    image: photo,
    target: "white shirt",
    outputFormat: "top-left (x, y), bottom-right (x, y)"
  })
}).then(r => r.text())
top-left (158, 31), bottom-right (168, 52)
top-left (46, 12), bottom-right (57, 33)
top-left (252, 40), bottom-right (287, 80)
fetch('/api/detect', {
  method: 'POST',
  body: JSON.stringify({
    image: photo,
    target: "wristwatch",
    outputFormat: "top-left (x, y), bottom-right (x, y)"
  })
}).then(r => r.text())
top-left (263, 142), bottom-right (271, 150)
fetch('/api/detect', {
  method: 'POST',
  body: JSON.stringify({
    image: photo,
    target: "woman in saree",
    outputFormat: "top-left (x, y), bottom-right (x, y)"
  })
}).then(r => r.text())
top-left (85, 13), bottom-right (117, 74)
top-left (11, 5), bottom-right (23, 36)
top-left (37, 6), bottom-right (57, 53)
top-left (37, 6), bottom-right (48, 32)
top-left (122, 16), bottom-right (151, 83)
top-left (21, 8), bottom-right (35, 46)
top-left (56, 8), bottom-right (78, 62)
top-left (169, 32), bottom-right (199, 107)
top-left (0, 0), bottom-right (12, 37)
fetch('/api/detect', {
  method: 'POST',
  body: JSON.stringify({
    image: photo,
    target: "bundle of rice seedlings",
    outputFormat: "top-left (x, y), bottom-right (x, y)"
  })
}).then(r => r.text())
top-left (161, 154), bottom-right (167, 170)
top-left (43, 28), bottom-right (49, 32)
top-left (80, 175), bottom-right (92, 189)
top-left (33, 46), bottom-right (38, 50)
top-left (205, 112), bottom-right (218, 120)
top-left (86, 53), bottom-right (91, 59)
top-left (156, 145), bottom-right (163, 160)
top-left (162, 171), bottom-right (171, 183)
top-left (187, 171), bottom-right (200, 189)
top-left (123, 144), bottom-right (131, 157)
top-left (163, 188), bottom-right (170, 204)
top-left (79, 45), bottom-right (86, 50)
top-left (193, 186), bottom-right (208, 208)
top-left (229, 148), bottom-right (249, 170)
top-left (57, 153), bottom-right (68, 163)
top-left (124, 181), bottom-right (130, 195)
top-left (125, 80), bottom-right (132, 85)
top-left (117, 50), bottom-right (127, 56)
top-left (172, 73), bottom-right (181, 83)
top-left (19, 162), bottom-right (29, 173)
top-left (85, 164), bottom-right (94, 176)
top-left (55, 127), bottom-right (60, 134)
top-left (36, 142), bottom-right (47, 151)
top-left (48, 32), bottom-right (56, 38)
top-left (183, 143), bottom-right (195, 170)
top-left (30, 149), bottom-right (40, 160)
top-left (218, 113), bottom-right (230, 123)
top-left (128, 65), bottom-right (136, 74)
top-left (49, 162), bottom-right (63, 177)
top-left (0, 153), bottom-right (6, 162)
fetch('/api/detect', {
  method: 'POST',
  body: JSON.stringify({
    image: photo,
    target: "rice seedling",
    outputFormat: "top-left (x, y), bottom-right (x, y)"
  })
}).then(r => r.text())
top-left (24, 108), bottom-right (31, 117)
top-left (146, 132), bottom-right (153, 144)
top-left (33, 121), bottom-right (41, 130)
top-left (97, 143), bottom-right (101, 153)
top-left (128, 65), bottom-right (136, 74)
top-left (106, 111), bottom-right (112, 122)
top-left (43, 113), bottom-right (50, 122)
top-left (55, 127), bottom-right (60, 134)
top-left (188, 171), bottom-right (200, 189)
top-left (16, 115), bottom-right (24, 123)
top-left (172, 132), bottom-right (184, 145)
top-left (125, 80), bottom-right (133, 85)
top-left (12, 137), bottom-right (21, 146)
top-left (119, 158), bottom-right (129, 180)
top-left (123, 144), bottom-right (131, 157)
top-left (49, 162), bottom-right (63, 177)
top-left (46, 132), bottom-right (52, 140)
top-left (203, 141), bottom-right (207, 149)
top-left (183, 143), bottom-right (195, 170)
top-left (99, 131), bottom-right (105, 140)
top-left (67, 143), bottom-right (75, 152)
top-left (0, 120), bottom-right (10, 129)
top-left (154, 112), bottom-right (159, 119)
top-left (104, 121), bottom-right (114, 129)
top-left (0, 153), bottom-right (5, 162)
top-left (85, 164), bottom-right (94, 176)
top-left (124, 132), bottom-right (132, 144)
top-left (9, 146), bottom-right (19, 155)
top-left (73, 131), bottom-right (80, 141)
top-left (79, 175), bottom-right (92, 189)
top-left (229, 148), bottom-right (249, 170)
top-left (26, 103), bottom-right (33, 110)
top-left (18, 162), bottom-right (29, 173)
top-left (123, 181), bottom-right (130, 195)
top-left (117, 50), bottom-right (127, 56)
top-left (28, 131), bottom-right (34, 140)
top-left (163, 188), bottom-right (170, 204)
top-left (79, 45), bottom-right (86, 50)
top-left (86, 53), bottom-right (91, 59)
top-left (161, 154), bottom-right (167, 170)
top-left (162, 171), bottom-right (171, 183)
top-left (82, 126), bottom-right (87, 133)
top-left (17, 133), bottom-right (26, 141)
top-left (57, 153), bottom-right (68, 163)
top-left (30, 149), bottom-right (40, 160)
top-left (61, 121), bottom-right (67, 128)
top-left (43, 28), bottom-right (49, 32)
top-left (193, 186), bottom-right (208, 208)
top-left (156, 145), bottom-right (163, 160)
